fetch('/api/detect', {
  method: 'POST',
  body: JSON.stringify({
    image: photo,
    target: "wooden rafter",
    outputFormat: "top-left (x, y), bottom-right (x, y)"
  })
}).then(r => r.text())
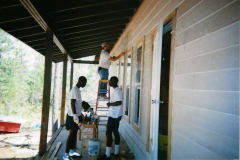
top-left (19, 0), bottom-right (73, 62)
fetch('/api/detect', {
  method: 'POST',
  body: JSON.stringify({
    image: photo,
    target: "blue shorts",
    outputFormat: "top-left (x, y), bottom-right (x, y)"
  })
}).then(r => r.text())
top-left (65, 114), bottom-right (82, 130)
top-left (107, 116), bottom-right (122, 130)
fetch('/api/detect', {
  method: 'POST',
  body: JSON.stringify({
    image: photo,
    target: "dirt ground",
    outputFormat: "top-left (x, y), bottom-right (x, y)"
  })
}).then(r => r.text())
top-left (0, 129), bottom-right (52, 159)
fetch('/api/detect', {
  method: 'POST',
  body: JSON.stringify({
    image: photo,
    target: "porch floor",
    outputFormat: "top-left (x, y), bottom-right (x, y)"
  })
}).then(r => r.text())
top-left (52, 125), bottom-right (135, 160)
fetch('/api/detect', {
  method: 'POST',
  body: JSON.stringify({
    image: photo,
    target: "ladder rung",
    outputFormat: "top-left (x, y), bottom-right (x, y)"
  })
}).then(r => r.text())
top-left (99, 80), bottom-right (109, 83)
top-left (97, 110), bottom-right (109, 111)
top-left (98, 115), bottom-right (108, 117)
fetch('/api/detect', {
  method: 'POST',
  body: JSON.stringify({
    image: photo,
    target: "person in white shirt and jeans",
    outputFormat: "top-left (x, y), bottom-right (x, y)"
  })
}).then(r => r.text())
top-left (98, 76), bottom-right (123, 160)
top-left (98, 42), bottom-right (125, 99)
top-left (63, 76), bottom-right (87, 160)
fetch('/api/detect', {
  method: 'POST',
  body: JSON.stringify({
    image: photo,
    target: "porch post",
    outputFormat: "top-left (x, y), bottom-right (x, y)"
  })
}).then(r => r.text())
top-left (70, 62), bottom-right (74, 91)
top-left (39, 32), bottom-right (53, 156)
top-left (60, 54), bottom-right (68, 126)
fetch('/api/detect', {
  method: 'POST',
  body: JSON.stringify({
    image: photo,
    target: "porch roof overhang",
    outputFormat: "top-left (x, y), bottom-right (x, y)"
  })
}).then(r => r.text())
top-left (0, 0), bottom-right (142, 63)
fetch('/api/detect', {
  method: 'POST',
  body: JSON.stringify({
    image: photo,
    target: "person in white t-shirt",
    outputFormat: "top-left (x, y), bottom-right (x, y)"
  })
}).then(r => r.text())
top-left (97, 76), bottom-right (123, 160)
top-left (63, 76), bottom-right (87, 160)
top-left (98, 42), bottom-right (125, 99)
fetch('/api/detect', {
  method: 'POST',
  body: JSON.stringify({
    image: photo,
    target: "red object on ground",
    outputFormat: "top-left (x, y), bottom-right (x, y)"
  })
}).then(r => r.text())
top-left (0, 121), bottom-right (21, 133)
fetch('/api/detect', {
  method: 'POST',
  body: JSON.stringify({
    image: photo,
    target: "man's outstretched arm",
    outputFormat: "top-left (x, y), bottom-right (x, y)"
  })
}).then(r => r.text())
top-left (107, 101), bottom-right (122, 107)
top-left (108, 52), bottom-right (125, 61)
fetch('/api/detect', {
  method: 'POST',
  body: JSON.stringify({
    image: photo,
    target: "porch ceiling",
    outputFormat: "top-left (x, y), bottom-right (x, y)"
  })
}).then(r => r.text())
top-left (0, 0), bottom-right (142, 63)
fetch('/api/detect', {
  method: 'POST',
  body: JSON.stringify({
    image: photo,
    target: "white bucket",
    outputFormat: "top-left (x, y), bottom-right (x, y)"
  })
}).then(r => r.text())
top-left (88, 138), bottom-right (102, 156)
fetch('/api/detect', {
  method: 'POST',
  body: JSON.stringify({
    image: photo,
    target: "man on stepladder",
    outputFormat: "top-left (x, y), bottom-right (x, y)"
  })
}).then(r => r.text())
top-left (63, 76), bottom-right (87, 160)
top-left (98, 42), bottom-right (125, 99)
top-left (98, 76), bottom-right (123, 160)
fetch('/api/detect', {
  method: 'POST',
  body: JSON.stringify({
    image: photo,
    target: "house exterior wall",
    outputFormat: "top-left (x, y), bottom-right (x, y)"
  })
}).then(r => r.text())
top-left (109, 0), bottom-right (239, 159)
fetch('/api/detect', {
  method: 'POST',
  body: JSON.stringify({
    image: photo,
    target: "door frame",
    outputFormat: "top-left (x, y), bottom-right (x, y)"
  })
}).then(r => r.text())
top-left (145, 9), bottom-right (177, 160)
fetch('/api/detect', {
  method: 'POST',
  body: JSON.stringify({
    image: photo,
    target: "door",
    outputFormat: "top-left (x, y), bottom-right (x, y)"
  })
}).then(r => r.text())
top-left (149, 20), bottom-right (163, 159)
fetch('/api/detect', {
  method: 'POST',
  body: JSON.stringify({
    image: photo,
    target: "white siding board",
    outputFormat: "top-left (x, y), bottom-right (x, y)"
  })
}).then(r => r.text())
top-left (176, 0), bottom-right (234, 33)
top-left (176, 1), bottom-right (240, 45)
top-left (173, 68), bottom-right (239, 91)
top-left (175, 21), bottom-right (240, 61)
top-left (175, 45), bottom-right (239, 75)
top-left (177, 0), bottom-right (202, 19)
top-left (171, 130), bottom-right (224, 159)
top-left (172, 103), bottom-right (239, 140)
top-left (172, 90), bottom-right (239, 116)
top-left (172, 118), bottom-right (239, 159)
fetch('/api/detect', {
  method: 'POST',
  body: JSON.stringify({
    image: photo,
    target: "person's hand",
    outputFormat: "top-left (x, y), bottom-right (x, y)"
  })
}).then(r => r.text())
top-left (120, 52), bottom-right (125, 56)
top-left (106, 103), bottom-right (111, 108)
top-left (73, 114), bottom-right (79, 124)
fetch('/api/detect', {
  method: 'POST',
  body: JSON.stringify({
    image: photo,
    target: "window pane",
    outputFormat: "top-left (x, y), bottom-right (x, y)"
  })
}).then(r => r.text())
top-left (117, 62), bottom-right (119, 77)
top-left (125, 87), bottom-right (130, 116)
top-left (136, 46), bottom-right (142, 83)
top-left (127, 54), bottom-right (131, 85)
top-left (119, 58), bottom-right (124, 86)
top-left (134, 85), bottom-right (140, 125)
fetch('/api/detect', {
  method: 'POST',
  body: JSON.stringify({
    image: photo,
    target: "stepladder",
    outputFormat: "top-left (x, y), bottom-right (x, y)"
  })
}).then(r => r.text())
top-left (95, 80), bottom-right (110, 128)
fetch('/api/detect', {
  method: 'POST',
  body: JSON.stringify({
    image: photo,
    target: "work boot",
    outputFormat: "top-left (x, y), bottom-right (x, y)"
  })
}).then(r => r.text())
top-left (97, 154), bottom-right (111, 160)
top-left (111, 152), bottom-right (120, 158)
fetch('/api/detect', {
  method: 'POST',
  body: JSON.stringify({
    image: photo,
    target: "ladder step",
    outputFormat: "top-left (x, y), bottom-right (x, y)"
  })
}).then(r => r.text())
top-left (98, 115), bottom-right (108, 117)
top-left (98, 99), bottom-right (109, 101)
top-left (99, 120), bottom-right (108, 122)
top-left (97, 110), bottom-right (109, 111)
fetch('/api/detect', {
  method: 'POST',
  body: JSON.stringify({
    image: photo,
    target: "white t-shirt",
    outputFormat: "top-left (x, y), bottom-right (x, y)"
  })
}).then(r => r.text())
top-left (99, 50), bottom-right (111, 69)
top-left (108, 87), bottom-right (123, 118)
top-left (67, 86), bottom-right (82, 116)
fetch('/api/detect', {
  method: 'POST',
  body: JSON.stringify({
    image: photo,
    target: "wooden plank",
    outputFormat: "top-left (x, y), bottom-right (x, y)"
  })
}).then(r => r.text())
top-left (73, 60), bottom-right (99, 64)
top-left (19, 0), bottom-right (73, 61)
top-left (39, 32), bottom-right (53, 156)
top-left (167, 9), bottom-right (177, 160)
top-left (70, 62), bottom-right (74, 91)
top-left (60, 54), bottom-right (68, 126)
top-left (47, 126), bottom-right (63, 149)
top-left (45, 146), bottom-right (56, 159)
top-left (50, 142), bottom-right (62, 160)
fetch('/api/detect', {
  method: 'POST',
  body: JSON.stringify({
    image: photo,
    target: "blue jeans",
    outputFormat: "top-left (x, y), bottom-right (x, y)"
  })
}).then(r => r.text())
top-left (98, 68), bottom-right (109, 96)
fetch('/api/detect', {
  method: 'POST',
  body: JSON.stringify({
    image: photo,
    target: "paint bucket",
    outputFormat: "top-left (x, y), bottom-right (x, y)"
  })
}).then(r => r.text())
top-left (88, 138), bottom-right (102, 156)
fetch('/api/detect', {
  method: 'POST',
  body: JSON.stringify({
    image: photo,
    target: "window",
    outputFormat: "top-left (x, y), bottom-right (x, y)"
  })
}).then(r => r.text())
top-left (133, 37), bottom-right (144, 133)
top-left (119, 57), bottom-right (124, 91)
top-left (124, 48), bottom-right (132, 122)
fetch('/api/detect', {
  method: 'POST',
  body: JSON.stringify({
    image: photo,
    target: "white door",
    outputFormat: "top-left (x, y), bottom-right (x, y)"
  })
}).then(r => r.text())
top-left (149, 20), bottom-right (163, 159)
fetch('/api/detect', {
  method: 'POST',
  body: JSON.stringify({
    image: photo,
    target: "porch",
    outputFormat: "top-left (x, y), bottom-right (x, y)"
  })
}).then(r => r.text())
top-left (37, 125), bottom-right (134, 160)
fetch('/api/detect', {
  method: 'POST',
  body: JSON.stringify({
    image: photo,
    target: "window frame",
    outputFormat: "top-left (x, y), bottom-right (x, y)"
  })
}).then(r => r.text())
top-left (146, 25), bottom-right (158, 152)
top-left (132, 36), bottom-right (145, 134)
top-left (123, 47), bottom-right (133, 123)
